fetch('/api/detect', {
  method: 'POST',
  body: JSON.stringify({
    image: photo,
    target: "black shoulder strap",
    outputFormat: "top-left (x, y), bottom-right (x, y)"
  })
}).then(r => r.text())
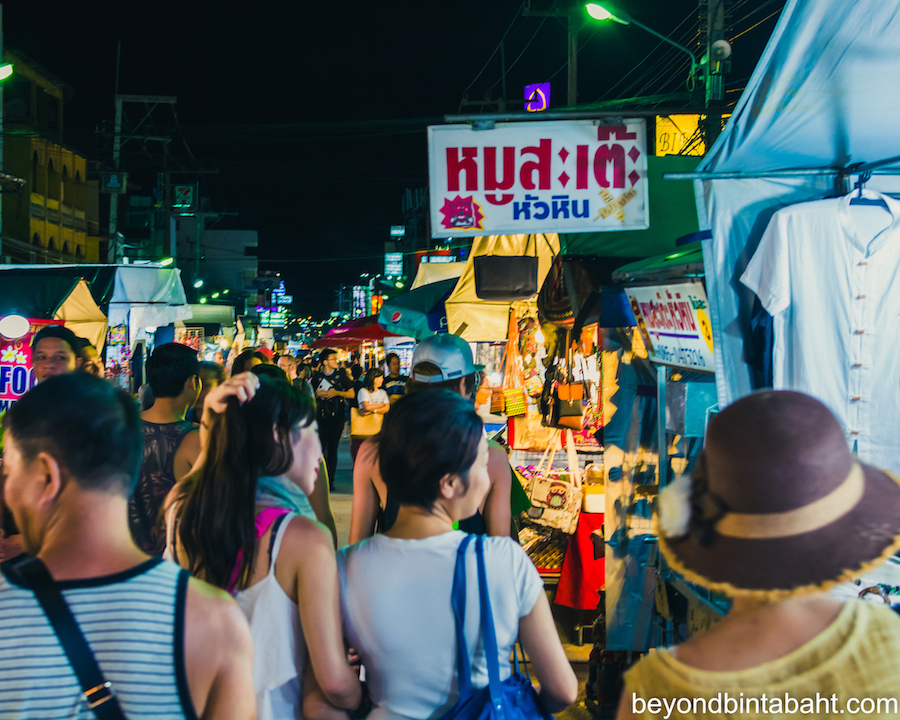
top-left (4, 555), bottom-right (128, 720)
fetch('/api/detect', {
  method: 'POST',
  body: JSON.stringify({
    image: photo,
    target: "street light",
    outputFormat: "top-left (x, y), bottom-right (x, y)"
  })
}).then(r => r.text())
top-left (0, 63), bottom-right (12, 81)
top-left (584, 2), bottom-right (698, 87)
top-left (193, 279), bottom-right (204, 289)
top-left (159, 256), bottom-right (174, 267)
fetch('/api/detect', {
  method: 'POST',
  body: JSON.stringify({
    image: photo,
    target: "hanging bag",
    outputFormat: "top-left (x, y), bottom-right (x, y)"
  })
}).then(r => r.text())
top-left (501, 310), bottom-right (528, 417)
top-left (525, 429), bottom-right (583, 534)
top-left (436, 534), bottom-right (555, 720)
top-left (474, 236), bottom-right (539, 302)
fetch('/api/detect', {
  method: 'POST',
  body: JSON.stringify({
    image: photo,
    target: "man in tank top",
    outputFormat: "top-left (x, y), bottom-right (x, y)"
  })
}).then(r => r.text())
top-left (129, 342), bottom-right (203, 555)
top-left (0, 372), bottom-right (254, 718)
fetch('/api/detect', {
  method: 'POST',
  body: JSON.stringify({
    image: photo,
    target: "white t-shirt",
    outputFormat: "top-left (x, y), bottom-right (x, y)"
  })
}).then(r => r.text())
top-left (741, 190), bottom-right (900, 474)
top-left (357, 388), bottom-right (389, 409)
top-left (337, 531), bottom-right (543, 720)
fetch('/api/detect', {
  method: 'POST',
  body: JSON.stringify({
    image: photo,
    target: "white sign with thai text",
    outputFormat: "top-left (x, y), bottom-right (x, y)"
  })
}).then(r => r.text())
top-left (624, 282), bottom-right (715, 372)
top-left (427, 119), bottom-right (648, 237)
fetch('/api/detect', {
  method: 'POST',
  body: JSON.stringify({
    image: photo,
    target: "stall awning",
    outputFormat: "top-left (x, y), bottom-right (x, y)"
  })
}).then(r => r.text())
top-left (311, 315), bottom-right (404, 349)
top-left (559, 155), bottom-right (701, 258)
top-left (0, 273), bottom-right (108, 349)
top-left (445, 234), bottom-right (560, 341)
top-left (411, 262), bottom-right (466, 289)
top-left (182, 304), bottom-right (236, 327)
top-left (612, 241), bottom-right (704, 284)
top-left (379, 278), bottom-right (457, 340)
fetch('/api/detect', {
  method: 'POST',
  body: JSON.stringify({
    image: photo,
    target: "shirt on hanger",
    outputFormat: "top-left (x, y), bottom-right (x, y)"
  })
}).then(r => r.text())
top-left (741, 189), bottom-right (900, 475)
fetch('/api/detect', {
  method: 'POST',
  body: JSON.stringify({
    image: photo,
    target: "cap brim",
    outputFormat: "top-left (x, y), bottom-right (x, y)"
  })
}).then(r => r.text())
top-left (661, 462), bottom-right (900, 599)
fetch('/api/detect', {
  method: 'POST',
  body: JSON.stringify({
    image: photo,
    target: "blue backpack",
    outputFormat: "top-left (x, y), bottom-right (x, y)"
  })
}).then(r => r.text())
top-left (437, 534), bottom-right (555, 720)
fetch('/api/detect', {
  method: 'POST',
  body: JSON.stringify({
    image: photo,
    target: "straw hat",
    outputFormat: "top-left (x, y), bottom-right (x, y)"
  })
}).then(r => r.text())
top-left (658, 390), bottom-right (900, 600)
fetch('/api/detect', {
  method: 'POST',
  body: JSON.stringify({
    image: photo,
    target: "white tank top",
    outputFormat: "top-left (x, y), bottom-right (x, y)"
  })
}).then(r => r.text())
top-left (233, 512), bottom-right (307, 720)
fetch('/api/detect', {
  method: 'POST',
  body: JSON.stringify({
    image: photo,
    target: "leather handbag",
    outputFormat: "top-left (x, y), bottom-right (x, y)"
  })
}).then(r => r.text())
top-left (2, 554), bottom-right (128, 720)
top-left (350, 407), bottom-right (383, 437)
top-left (436, 534), bottom-right (555, 720)
top-left (508, 410), bottom-right (561, 452)
top-left (473, 236), bottom-right (539, 302)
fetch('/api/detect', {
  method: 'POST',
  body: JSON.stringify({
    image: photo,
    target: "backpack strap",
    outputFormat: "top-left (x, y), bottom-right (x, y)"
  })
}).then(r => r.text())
top-left (450, 534), bottom-right (475, 697)
top-left (3, 554), bottom-right (128, 720)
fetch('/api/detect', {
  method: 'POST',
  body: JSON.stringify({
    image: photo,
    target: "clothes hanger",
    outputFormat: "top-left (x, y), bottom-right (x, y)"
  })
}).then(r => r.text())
top-left (848, 170), bottom-right (887, 207)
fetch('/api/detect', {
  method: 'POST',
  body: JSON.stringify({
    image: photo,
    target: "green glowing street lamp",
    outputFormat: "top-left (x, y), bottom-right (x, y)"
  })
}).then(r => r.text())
top-left (212, 292), bottom-right (220, 299)
top-left (584, 2), bottom-right (698, 83)
top-left (0, 63), bottom-right (13, 81)
top-left (199, 297), bottom-right (208, 304)
top-left (159, 256), bottom-right (174, 267)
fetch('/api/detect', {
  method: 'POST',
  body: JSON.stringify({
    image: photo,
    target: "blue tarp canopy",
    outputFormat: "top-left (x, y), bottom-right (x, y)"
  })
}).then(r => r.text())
top-left (696, 0), bottom-right (900, 407)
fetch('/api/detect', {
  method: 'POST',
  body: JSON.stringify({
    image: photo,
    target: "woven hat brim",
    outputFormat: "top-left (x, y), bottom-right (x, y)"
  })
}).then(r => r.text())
top-left (660, 463), bottom-right (900, 600)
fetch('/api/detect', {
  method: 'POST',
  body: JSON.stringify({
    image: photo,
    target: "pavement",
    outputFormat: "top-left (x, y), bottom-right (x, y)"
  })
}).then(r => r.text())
top-left (330, 436), bottom-right (596, 720)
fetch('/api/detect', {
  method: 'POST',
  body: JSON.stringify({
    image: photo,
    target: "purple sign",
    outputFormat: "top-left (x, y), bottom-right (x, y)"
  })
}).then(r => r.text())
top-left (524, 83), bottom-right (550, 112)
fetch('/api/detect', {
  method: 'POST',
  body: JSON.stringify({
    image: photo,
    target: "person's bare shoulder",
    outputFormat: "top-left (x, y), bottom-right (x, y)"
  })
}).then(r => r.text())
top-left (183, 578), bottom-right (255, 718)
top-left (280, 514), bottom-right (335, 560)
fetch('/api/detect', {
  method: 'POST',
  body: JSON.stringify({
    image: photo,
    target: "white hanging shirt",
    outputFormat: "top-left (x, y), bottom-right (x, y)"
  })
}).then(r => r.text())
top-left (741, 190), bottom-right (900, 475)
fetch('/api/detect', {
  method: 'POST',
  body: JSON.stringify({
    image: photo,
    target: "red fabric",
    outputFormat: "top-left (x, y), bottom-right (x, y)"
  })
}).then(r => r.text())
top-left (311, 315), bottom-right (402, 348)
top-left (554, 512), bottom-right (605, 610)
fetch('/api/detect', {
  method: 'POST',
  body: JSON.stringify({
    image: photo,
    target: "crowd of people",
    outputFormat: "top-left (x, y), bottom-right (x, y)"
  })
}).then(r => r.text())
top-left (3, 325), bottom-right (900, 718)
top-left (0, 328), bottom-right (578, 719)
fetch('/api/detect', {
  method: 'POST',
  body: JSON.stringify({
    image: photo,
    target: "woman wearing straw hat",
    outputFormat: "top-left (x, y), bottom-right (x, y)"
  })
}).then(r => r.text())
top-left (621, 390), bottom-right (900, 720)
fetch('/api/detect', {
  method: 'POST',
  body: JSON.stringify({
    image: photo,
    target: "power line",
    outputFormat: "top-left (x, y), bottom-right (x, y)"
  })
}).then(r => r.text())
top-left (458, 0), bottom-right (527, 111)
top-left (485, 15), bottom-right (549, 94)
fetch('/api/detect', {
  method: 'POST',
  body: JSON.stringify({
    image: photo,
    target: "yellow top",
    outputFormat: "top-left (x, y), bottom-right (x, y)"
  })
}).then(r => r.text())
top-left (624, 601), bottom-right (900, 719)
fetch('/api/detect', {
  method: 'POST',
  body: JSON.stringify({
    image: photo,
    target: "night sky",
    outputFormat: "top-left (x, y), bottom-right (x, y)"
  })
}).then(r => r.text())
top-left (5, 0), bottom-right (781, 317)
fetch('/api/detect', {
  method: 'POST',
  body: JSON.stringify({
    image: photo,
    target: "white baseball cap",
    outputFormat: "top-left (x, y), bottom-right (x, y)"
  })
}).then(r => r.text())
top-left (411, 334), bottom-right (484, 383)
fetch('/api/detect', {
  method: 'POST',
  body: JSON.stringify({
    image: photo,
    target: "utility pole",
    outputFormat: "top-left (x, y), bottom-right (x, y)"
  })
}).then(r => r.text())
top-left (108, 94), bottom-right (177, 264)
top-left (524, 3), bottom-right (581, 107)
top-left (703, 0), bottom-right (730, 149)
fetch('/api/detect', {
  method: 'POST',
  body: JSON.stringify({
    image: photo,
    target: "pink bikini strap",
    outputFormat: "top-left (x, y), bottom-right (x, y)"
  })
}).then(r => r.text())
top-left (225, 507), bottom-right (291, 593)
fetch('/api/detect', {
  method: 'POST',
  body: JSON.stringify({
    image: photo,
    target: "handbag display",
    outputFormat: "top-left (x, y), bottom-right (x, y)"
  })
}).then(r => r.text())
top-left (436, 534), bottom-right (555, 720)
top-left (508, 410), bottom-right (561, 452)
top-left (502, 388), bottom-right (527, 417)
top-left (350, 407), bottom-right (383, 437)
top-left (2, 554), bottom-right (127, 720)
top-left (473, 236), bottom-right (539, 302)
top-left (524, 429), bottom-right (583, 534)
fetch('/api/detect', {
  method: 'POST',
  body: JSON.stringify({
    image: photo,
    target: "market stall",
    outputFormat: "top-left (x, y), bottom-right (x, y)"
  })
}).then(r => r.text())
top-left (0, 274), bottom-right (108, 410)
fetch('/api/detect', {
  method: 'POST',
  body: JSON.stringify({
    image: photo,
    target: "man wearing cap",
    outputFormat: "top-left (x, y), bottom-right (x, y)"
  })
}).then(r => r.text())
top-left (349, 334), bottom-right (512, 542)
top-left (621, 390), bottom-right (900, 719)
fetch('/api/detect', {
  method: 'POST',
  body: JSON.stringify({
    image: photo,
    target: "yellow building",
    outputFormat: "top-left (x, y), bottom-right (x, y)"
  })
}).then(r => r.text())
top-left (3, 50), bottom-right (101, 263)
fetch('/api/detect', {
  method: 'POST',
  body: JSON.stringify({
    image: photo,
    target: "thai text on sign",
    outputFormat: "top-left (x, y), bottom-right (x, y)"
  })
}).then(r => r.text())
top-left (427, 120), bottom-right (648, 237)
top-left (624, 282), bottom-right (714, 372)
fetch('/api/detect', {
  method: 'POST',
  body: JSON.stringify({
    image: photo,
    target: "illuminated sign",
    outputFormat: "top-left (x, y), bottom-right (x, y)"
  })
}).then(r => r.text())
top-left (174, 185), bottom-right (194, 208)
top-left (390, 225), bottom-right (406, 237)
top-left (524, 83), bottom-right (550, 112)
top-left (624, 282), bottom-right (714, 372)
top-left (259, 309), bottom-right (287, 328)
top-left (428, 120), bottom-right (649, 237)
top-left (275, 294), bottom-right (293, 305)
top-left (655, 114), bottom-right (729, 157)
top-left (384, 252), bottom-right (404, 276)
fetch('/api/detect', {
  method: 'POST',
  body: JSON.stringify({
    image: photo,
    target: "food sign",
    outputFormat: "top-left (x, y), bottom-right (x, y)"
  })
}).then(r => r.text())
top-left (428, 119), bottom-right (648, 237)
top-left (0, 319), bottom-right (57, 411)
top-left (624, 282), bottom-right (714, 372)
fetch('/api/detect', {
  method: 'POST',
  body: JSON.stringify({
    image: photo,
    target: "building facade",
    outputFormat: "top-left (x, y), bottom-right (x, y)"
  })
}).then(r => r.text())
top-left (3, 50), bottom-right (101, 263)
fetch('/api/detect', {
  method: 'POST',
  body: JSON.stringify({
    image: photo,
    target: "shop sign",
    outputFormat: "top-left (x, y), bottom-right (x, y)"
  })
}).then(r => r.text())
top-left (428, 119), bottom-right (648, 237)
top-left (0, 319), bottom-right (56, 410)
top-left (624, 282), bottom-right (714, 372)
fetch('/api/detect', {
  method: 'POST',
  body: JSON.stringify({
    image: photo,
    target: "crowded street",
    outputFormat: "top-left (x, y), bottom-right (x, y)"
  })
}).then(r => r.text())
top-left (3, 1), bottom-right (900, 719)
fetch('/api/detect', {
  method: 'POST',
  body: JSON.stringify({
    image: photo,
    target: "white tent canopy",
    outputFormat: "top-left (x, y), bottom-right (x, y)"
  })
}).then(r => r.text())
top-left (444, 234), bottom-right (560, 341)
top-left (696, 0), bottom-right (900, 407)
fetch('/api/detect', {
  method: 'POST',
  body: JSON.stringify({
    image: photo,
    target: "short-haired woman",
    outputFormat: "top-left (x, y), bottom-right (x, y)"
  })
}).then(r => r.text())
top-left (332, 389), bottom-right (577, 720)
